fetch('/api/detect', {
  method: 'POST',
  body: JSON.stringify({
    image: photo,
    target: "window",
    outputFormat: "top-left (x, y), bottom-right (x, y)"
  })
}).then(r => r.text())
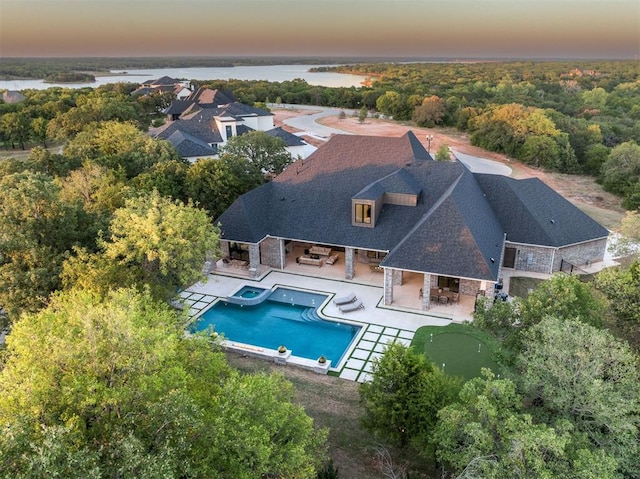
top-left (354, 203), bottom-right (371, 224)
top-left (225, 125), bottom-right (233, 138)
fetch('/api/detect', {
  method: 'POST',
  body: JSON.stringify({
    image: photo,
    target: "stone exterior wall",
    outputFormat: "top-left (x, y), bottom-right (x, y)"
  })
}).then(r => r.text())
top-left (220, 241), bottom-right (230, 258)
top-left (459, 278), bottom-right (482, 296)
top-left (505, 238), bottom-right (607, 274)
top-left (260, 237), bottom-right (282, 269)
top-left (555, 238), bottom-right (607, 271)
top-left (506, 242), bottom-right (554, 274)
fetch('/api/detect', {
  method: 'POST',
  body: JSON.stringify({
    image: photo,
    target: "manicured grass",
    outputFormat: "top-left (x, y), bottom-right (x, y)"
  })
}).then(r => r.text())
top-left (412, 323), bottom-right (501, 381)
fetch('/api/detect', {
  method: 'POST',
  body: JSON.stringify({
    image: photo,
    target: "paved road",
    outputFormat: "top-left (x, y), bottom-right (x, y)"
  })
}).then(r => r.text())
top-left (272, 104), bottom-right (355, 139)
top-left (274, 104), bottom-right (512, 176)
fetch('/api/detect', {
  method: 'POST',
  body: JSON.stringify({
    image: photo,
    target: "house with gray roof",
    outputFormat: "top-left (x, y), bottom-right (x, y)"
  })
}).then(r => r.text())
top-left (214, 132), bottom-right (609, 312)
top-left (150, 87), bottom-right (308, 161)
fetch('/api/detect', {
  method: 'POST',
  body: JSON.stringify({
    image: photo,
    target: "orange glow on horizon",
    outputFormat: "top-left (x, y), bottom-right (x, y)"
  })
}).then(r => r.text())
top-left (1, 0), bottom-right (638, 59)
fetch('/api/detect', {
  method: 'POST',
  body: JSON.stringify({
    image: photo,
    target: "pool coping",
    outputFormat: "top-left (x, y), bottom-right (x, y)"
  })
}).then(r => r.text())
top-left (180, 271), bottom-right (457, 382)
top-left (185, 283), bottom-right (366, 374)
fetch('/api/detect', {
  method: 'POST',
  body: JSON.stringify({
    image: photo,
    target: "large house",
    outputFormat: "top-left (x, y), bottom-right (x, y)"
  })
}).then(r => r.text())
top-left (131, 76), bottom-right (192, 99)
top-left (214, 132), bottom-right (609, 311)
top-left (150, 87), bottom-right (308, 162)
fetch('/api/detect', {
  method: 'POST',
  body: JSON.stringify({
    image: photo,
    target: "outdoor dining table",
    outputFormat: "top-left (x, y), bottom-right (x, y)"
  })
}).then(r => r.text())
top-left (430, 288), bottom-right (454, 303)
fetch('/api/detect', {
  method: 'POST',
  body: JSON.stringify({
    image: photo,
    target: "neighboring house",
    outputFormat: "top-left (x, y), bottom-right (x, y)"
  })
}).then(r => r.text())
top-left (214, 132), bottom-right (609, 311)
top-left (1, 90), bottom-right (25, 104)
top-left (131, 76), bottom-right (192, 98)
top-left (150, 87), bottom-right (308, 161)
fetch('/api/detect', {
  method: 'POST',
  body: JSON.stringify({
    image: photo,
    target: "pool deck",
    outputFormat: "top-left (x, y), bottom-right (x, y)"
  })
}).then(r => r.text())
top-left (182, 270), bottom-right (467, 382)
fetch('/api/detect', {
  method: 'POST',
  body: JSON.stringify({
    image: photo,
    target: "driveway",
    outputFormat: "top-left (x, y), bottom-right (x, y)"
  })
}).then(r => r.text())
top-left (451, 151), bottom-right (512, 176)
top-left (271, 104), bottom-right (355, 139)
top-left (273, 104), bottom-right (512, 176)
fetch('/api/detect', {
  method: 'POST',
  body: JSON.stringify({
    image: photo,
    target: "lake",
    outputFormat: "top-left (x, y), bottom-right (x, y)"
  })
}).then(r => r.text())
top-left (0, 64), bottom-right (367, 91)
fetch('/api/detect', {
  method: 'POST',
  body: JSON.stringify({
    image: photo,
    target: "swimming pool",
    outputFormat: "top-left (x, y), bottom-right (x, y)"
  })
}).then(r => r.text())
top-left (191, 286), bottom-right (361, 365)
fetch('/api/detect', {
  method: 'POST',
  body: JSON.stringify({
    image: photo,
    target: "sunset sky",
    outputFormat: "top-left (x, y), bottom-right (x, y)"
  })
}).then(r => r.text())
top-left (1, 0), bottom-right (639, 59)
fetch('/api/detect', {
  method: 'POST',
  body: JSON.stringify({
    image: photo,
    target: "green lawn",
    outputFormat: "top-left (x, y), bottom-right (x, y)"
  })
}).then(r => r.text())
top-left (411, 323), bottom-right (501, 381)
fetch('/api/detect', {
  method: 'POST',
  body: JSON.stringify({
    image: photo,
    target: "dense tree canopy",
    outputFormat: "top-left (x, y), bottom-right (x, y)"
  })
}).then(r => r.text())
top-left (359, 341), bottom-right (459, 452)
top-left (0, 288), bottom-right (327, 478)
top-left (0, 172), bottom-right (90, 317)
top-left (221, 130), bottom-right (293, 176)
top-left (63, 120), bottom-right (180, 178)
top-left (517, 317), bottom-right (640, 476)
top-left (99, 190), bottom-right (219, 297)
top-left (433, 370), bottom-right (618, 479)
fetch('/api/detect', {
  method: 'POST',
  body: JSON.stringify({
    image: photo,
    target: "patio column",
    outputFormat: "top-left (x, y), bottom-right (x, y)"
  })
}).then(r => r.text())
top-left (345, 247), bottom-right (355, 280)
top-left (422, 273), bottom-right (431, 310)
top-left (383, 268), bottom-right (393, 305)
top-left (392, 269), bottom-right (403, 285)
top-left (248, 243), bottom-right (260, 278)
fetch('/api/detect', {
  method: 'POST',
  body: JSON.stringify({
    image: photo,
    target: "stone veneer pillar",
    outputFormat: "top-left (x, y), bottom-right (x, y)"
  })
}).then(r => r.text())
top-left (422, 273), bottom-right (432, 310)
top-left (383, 268), bottom-right (393, 305)
top-left (345, 247), bottom-right (355, 280)
top-left (248, 243), bottom-right (260, 278)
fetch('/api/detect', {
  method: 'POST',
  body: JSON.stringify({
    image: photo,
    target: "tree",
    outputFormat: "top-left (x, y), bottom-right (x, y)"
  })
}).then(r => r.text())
top-left (412, 95), bottom-right (446, 127)
top-left (434, 144), bottom-right (451, 162)
top-left (519, 134), bottom-right (561, 169)
top-left (519, 272), bottom-right (605, 328)
top-left (517, 317), bottom-right (640, 476)
top-left (433, 370), bottom-right (618, 479)
top-left (0, 172), bottom-right (88, 318)
top-left (595, 261), bottom-right (640, 327)
top-left (63, 120), bottom-right (180, 178)
top-left (100, 190), bottom-right (220, 297)
top-left (358, 105), bottom-right (368, 123)
top-left (607, 210), bottom-right (640, 258)
top-left (600, 141), bottom-right (640, 200)
top-left (30, 116), bottom-right (49, 147)
top-left (221, 130), bottom-right (292, 176)
top-left (376, 91), bottom-right (410, 120)
top-left (0, 111), bottom-right (31, 149)
top-left (185, 156), bottom-right (264, 219)
top-left (131, 158), bottom-right (190, 200)
top-left (359, 341), bottom-right (459, 451)
top-left (207, 372), bottom-right (327, 478)
top-left (0, 288), bottom-right (327, 478)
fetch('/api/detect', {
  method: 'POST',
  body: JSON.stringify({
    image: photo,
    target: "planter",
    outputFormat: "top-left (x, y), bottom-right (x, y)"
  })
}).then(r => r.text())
top-left (274, 346), bottom-right (291, 365)
top-left (313, 358), bottom-right (331, 374)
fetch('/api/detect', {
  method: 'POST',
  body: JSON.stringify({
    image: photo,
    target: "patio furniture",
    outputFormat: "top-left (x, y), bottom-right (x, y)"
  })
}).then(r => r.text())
top-left (439, 295), bottom-right (449, 305)
top-left (309, 246), bottom-right (332, 256)
top-left (451, 293), bottom-right (459, 304)
top-left (333, 292), bottom-right (357, 305)
top-left (326, 254), bottom-right (339, 265)
top-left (339, 299), bottom-right (364, 313)
top-left (298, 255), bottom-right (325, 267)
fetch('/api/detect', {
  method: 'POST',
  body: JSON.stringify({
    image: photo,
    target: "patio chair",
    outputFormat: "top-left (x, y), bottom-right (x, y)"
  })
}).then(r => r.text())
top-left (439, 295), bottom-right (449, 305)
top-left (339, 299), bottom-right (364, 313)
top-left (333, 292), bottom-right (357, 305)
top-left (451, 293), bottom-right (459, 304)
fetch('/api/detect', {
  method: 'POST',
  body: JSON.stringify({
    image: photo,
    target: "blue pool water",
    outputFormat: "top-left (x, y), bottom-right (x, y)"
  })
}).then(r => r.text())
top-left (191, 287), bottom-right (361, 365)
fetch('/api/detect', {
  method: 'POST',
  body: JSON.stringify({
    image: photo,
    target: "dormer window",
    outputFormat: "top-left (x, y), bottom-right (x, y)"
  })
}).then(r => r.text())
top-left (355, 203), bottom-right (371, 224)
top-left (353, 201), bottom-right (374, 227)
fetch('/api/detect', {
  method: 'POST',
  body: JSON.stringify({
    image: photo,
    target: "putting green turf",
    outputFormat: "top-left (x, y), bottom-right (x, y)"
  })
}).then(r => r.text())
top-left (417, 331), bottom-right (500, 381)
